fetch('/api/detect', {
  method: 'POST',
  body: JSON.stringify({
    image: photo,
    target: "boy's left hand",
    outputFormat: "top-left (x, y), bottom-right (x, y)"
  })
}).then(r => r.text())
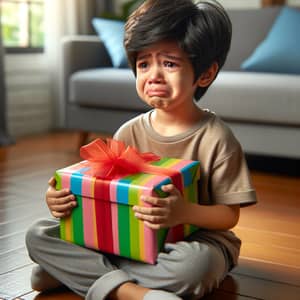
top-left (132, 184), bottom-right (186, 229)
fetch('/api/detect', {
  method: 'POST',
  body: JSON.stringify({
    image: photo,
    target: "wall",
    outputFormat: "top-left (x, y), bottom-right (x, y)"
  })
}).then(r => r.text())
top-left (4, 53), bottom-right (53, 138)
top-left (289, 0), bottom-right (300, 4)
top-left (217, 0), bottom-right (260, 8)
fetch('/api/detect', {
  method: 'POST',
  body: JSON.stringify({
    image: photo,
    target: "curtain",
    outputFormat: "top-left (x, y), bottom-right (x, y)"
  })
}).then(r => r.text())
top-left (44, 0), bottom-right (98, 127)
top-left (0, 12), bottom-right (13, 145)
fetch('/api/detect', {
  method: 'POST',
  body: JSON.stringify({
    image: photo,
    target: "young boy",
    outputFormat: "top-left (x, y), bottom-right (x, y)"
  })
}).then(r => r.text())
top-left (26, 1), bottom-right (256, 299)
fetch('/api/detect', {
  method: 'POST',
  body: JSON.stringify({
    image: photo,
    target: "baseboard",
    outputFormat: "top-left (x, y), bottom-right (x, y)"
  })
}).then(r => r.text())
top-left (245, 154), bottom-right (300, 177)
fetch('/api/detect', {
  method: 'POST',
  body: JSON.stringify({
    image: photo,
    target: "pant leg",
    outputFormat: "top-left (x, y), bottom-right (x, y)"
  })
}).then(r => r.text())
top-left (25, 218), bottom-right (132, 298)
top-left (112, 240), bottom-right (228, 299)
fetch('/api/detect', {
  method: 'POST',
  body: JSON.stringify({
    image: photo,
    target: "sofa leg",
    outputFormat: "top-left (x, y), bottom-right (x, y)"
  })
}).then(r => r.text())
top-left (78, 131), bottom-right (89, 147)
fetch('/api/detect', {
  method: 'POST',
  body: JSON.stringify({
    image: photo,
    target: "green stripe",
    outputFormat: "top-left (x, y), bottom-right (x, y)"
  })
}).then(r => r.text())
top-left (189, 181), bottom-right (199, 235)
top-left (129, 206), bottom-right (140, 260)
top-left (127, 174), bottom-right (149, 261)
top-left (152, 157), bottom-right (178, 167)
top-left (184, 183), bottom-right (199, 236)
top-left (118, 203), bottom-right (130, 258)
top-left (129, 173), bottom-right (155, 260)
top-left (157, 228), bottom-right (168, 252)
top-left (72, 195), bottom-right (84, 246)
top-left (55, 172), bottom-right (62, 190)
top-left (55, 172), bottom-right (66, 240)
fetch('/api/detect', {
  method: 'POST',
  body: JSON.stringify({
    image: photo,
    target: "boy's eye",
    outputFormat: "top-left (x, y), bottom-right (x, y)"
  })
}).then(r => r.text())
top-left (137, 61), bottom-right (148, 69)
top-left (164, 61), bottom-right (177, 68)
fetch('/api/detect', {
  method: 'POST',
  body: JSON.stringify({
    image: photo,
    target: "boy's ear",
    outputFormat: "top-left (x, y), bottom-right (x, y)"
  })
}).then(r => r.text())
top-left (197, 62), bottom-right (219, 87)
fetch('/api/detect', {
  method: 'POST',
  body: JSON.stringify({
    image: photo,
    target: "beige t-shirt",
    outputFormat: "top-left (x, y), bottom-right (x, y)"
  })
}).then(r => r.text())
top-left (114, 109), bottom-right (257, 266)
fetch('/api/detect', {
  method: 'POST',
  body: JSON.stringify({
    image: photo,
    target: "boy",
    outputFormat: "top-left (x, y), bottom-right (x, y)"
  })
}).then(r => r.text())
top-left (26, 1), bottom-right (256, 299)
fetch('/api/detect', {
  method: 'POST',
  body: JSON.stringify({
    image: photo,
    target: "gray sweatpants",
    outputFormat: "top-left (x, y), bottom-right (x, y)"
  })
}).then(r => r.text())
top-left (26, 218), bottom-right (229, 300)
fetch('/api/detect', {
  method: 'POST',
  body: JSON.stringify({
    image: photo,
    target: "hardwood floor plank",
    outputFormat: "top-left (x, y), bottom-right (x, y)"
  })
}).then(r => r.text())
top-left (21, 289), bottom-right (83, 300)
top-left (233, 227), bottom-right (300, 251)
top-left (220, 273), bottom-right (300, 300)
top-left (234, 257), bottom-right (300, 287)
top-left (0, 247), bottom-right (32, 275)
top-left (0, 213), bottom-right (50, 237)
top-left (202, 288), bottom-right (259, 300)
top-left (0, 202), bottom-right (49, 225)
top-left (0, 264), bottom-right (34, 299)
top-left (237, 212), bottom-right (300, 236)
top-left (239, 242), bottom-right (300, 268)
top-left (0, 231), bottom-right (27, 254)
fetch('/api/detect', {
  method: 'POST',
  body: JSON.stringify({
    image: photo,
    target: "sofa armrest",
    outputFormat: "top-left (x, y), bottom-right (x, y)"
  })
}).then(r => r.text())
top-left (60, 35), bottom-right (113, 127)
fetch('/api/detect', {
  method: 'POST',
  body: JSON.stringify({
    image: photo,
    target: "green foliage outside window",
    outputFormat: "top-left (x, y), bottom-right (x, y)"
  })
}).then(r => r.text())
top-left (101, 0), bottom-right (144, 20)
top-left (30, 2), bottom-right (44, 47)
top-left (0, 0), bottom-right (44, 52)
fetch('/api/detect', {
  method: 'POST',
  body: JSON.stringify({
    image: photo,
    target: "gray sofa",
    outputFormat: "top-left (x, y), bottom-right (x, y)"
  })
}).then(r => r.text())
top-left (61, 6), bottom-right (300, 159)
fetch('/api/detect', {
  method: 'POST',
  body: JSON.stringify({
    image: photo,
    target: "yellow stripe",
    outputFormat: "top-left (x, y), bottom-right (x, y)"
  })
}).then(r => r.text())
top-left (157, 158), bottom-right (180, 168)
top-left (65, 215), bottom-right (73, 242)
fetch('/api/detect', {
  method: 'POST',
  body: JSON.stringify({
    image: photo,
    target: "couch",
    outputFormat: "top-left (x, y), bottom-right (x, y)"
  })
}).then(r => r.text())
top-left (61, 6), bottom-right (300, 159)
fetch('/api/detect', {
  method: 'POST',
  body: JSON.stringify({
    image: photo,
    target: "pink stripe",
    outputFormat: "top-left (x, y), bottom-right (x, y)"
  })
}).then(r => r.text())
top-left (168, 159), bottom-right (192, 171)
top-left (61, 173), bottom-right (71, 190)
top-left (61, 161), bottom-right (88, 173)
top-left (82, 176), bottom-right (95, 248)
top-left (110, 179), bottom-right (119, 255)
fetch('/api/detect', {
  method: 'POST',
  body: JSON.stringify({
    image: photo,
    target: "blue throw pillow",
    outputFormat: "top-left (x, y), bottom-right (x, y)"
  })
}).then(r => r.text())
top-left (241, 7), bottom-right (300, 74)
top-left (92, 18), bottom-right (128, 68)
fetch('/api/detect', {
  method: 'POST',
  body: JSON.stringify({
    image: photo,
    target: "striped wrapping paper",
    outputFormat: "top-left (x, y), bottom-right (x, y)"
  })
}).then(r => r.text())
top-left (55, 157), bottom-right (200, 264)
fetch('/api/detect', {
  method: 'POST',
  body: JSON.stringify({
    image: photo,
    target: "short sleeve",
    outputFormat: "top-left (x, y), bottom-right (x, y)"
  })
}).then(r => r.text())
top-left (210, 145), bottom-right (257, 206)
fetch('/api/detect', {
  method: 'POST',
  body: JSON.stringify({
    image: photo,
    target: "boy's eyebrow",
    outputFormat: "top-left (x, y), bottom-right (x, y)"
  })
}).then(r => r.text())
top-left (137, 52), bottom-right (183, 61)
top-left (161, 52), bottom-right (183, 61)
top-left (137, 53), bottom-right (151, 60)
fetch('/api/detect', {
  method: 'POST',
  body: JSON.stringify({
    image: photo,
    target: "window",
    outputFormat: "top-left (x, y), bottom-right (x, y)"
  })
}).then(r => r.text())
top-left (0, 0), bottom-right (44, 53)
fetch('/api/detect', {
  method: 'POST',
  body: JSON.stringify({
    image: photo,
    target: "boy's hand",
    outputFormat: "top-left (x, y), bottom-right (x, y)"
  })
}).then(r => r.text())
top-left (46, 177), bottom-right (77, 218)
top-left (133, 184), bottom-right (187, 229)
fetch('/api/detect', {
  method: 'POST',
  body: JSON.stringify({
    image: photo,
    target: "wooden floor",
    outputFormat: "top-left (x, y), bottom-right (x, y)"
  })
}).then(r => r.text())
top-left (0, 131), bottom-right (299, 300)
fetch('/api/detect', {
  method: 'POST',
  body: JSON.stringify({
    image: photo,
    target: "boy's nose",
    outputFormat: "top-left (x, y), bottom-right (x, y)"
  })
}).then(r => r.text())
top-left (148, 66), bottom-right (164, 84)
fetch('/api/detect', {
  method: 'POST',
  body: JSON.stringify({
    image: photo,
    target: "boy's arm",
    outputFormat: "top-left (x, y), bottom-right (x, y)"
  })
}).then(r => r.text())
top-left (183, 202), bottom-right (240, 230)
top-left (133, 183), bottom-right (240, 231)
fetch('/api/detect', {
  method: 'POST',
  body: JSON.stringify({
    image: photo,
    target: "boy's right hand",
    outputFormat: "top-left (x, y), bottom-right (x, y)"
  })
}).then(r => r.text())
top-left (46, 177), bottom-right (77, 218)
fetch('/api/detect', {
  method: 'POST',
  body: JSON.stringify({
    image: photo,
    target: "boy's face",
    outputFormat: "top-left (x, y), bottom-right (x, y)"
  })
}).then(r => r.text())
top-left (135, 40), bottom-right (198, 111)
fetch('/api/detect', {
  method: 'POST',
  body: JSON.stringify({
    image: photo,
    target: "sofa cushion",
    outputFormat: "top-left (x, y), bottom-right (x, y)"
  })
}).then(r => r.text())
top-left (241, 7), bottom-right (300, 74)
top-left (223, 7), bottom-right (280, 71)
top-left (92, 18), bottom-right (128, 68)
top-left (200, 71), bottom-right (300, 126)
top-left (69, 68), bottom-right (150, 111)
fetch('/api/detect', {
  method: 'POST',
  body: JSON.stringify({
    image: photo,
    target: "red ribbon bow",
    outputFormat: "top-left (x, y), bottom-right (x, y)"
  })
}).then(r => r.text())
top-left (80, 138), bottom-right (161, 179)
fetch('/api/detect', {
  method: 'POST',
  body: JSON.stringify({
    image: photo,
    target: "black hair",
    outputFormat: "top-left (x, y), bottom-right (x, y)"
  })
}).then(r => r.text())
top-left (124, 0), bottom-right (232, 100)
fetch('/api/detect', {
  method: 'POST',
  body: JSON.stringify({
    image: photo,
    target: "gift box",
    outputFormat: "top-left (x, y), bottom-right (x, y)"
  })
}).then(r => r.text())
top-left (55, 139), bottom-right (200, 264)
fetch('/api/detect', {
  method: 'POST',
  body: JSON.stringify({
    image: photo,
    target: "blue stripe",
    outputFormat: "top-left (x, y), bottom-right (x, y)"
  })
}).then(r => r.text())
top-left (181, 161), bottom-right (200, 186)
top-left (71, 172), bottom-right (83, 195)
top-left (116, 179), bottom-right (131, 204)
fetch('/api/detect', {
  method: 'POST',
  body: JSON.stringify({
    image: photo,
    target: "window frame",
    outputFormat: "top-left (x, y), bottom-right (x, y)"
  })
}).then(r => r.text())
top-left (0, 0), bottom-right (44, 54)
